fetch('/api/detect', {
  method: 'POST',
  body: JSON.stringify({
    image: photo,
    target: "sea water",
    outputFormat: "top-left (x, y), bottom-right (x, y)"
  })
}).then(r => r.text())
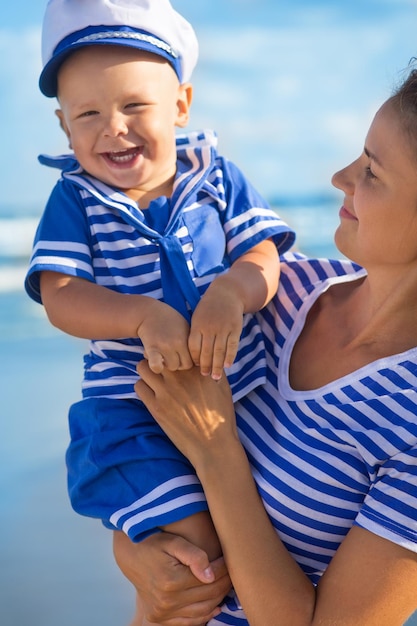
top-left (1, 202), bottom-right (416, 626)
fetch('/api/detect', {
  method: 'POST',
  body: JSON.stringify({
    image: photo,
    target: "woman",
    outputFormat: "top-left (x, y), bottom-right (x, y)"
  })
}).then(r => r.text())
top-left (114, 70), bottom-right (417, 625)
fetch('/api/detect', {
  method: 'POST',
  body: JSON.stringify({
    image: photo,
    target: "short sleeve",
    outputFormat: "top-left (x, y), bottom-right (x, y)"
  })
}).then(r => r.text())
top-left (355, 444), bottom-right (417, 552)
top-left (25, 180), bottom-right (94, 304)
top-left (220, 158), bottom-right (296, 261)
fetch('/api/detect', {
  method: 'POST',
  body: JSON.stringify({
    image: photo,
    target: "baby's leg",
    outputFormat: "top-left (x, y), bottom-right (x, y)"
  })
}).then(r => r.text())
top-left (161, 509), bottom-right (222, 561)
top-left (130, 511), bottom-right (222, 626)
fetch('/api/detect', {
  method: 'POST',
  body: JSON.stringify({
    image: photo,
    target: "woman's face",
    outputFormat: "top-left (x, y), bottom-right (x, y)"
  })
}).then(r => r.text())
top-left (332, 100), bottom-right (417, 269)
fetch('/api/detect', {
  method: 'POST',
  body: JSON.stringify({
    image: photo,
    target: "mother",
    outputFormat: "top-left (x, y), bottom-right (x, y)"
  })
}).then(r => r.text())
top-left (114, 69), bottom-right (417, 625)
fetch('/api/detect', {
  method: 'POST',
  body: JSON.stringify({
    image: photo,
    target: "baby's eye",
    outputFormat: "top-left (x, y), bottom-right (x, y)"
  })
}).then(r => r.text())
top-left (125, 102), bottom-right (148, 110)
top-left (79, 110), bottom-right (99, 118)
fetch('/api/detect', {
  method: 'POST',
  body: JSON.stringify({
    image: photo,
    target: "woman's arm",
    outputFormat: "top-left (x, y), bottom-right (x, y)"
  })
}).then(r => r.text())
top-left (135, 363), bottom-right (417, 625)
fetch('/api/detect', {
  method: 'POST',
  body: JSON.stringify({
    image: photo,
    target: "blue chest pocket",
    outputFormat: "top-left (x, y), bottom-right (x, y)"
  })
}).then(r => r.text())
top-left (182, 206), bottom-right (227, 276)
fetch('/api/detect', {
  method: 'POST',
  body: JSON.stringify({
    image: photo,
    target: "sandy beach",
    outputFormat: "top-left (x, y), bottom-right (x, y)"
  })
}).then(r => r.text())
top-left (0, 293), bottom-right (133, 626)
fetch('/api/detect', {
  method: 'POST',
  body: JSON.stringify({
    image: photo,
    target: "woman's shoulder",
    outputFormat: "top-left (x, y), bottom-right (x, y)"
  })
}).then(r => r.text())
top-left (279, 251), bottom-right (365, 289)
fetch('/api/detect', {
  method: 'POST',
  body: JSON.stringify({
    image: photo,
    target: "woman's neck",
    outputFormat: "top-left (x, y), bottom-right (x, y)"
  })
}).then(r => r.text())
top-left (289, 268), bottom-right (417, 391)
top-left (342, 265), bottom-right (417, 351)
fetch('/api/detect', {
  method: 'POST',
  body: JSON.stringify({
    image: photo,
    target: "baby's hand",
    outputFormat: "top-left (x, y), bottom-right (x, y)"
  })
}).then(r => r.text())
top-left (137, 301), bottom-right (193, 374)
top-left (189, 282), bottom-right (244, 380)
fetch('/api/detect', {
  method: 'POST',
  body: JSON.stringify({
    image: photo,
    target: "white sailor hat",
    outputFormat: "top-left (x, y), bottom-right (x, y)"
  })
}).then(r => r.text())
top-left (39, 0), bottom-right (199, 97)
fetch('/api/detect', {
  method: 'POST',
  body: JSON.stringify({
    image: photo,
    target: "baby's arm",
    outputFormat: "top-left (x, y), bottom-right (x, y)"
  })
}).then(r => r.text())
top-left (40, 271), bottom-right (193, 373)
top-left (188, 238), bottom-right (280, 380)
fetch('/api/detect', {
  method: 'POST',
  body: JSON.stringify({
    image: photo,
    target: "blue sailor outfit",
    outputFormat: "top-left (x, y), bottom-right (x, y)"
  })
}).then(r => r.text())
top-left (25, 129), bottom-right (295, 541)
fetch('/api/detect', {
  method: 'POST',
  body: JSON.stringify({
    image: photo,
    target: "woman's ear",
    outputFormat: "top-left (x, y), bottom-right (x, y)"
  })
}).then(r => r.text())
top-left (55, 109), bottom-right (72, 148)
top-left (175, 83), bottom-right (193, 128)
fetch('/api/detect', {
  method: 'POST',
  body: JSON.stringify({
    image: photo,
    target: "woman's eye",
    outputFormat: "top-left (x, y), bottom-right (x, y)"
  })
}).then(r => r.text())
top-left (365, 166), bottom-right (377, 180)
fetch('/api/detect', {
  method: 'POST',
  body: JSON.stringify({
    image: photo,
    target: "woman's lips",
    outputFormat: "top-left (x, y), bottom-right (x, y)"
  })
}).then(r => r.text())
top-left (339, 205), bottom-right (357, 220)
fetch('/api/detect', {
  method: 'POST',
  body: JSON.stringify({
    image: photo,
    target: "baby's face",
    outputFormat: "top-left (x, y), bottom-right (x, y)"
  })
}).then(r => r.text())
top-left (56, 46), bottom-right (191, 204)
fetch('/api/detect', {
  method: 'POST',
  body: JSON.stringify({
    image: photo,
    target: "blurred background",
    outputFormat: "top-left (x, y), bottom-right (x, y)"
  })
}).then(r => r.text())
top-left (1, 1), bottom-right (417, 624)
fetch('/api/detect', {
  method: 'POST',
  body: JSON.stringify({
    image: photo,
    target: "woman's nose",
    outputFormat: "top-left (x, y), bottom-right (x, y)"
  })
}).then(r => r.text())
top-left (331, 161), bottom-right (356, 193)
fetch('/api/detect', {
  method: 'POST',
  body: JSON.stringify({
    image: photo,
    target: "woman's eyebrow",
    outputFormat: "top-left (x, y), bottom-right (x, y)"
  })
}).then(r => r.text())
top-left (364, 146), bottom-right (384, 168)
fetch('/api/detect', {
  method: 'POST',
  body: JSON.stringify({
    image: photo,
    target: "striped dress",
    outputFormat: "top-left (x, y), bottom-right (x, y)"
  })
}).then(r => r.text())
top-left (24, 129), bottom-right (295, 541)
top-left (211, 252), bottom-right (417, 624)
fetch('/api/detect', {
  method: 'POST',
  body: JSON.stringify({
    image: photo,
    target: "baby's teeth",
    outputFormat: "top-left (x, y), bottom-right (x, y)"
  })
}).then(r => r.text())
top-left (110, 152), bottom-right (134, 162)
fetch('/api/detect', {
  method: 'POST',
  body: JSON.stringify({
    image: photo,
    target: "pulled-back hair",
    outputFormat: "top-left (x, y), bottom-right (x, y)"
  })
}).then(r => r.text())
top-left (390, 66), bottom-right (417, 156)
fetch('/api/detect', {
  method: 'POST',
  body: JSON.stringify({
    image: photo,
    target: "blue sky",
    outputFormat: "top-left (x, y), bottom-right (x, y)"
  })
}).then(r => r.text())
top-left (2, 0), bottom-right (417, 210)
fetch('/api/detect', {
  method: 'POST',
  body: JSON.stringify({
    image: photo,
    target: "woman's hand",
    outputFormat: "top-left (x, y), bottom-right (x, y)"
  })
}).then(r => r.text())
top-left (113, 531), bottom-right (232, 625)
top-left (135, 361), bottom-right (239, 469)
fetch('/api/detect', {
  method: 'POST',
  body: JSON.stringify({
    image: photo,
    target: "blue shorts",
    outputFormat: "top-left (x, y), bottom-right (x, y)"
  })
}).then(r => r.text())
top-left (66, 397), bottom-right (208, 542)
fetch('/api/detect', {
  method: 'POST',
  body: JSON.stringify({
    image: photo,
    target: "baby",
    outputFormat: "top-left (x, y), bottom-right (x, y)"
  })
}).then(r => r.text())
top-left (25, 1), bottom-right (295, 623)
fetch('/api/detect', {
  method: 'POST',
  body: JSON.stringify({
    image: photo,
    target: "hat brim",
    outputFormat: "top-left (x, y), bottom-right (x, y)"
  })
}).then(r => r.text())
top-left (40, 35), bottom-right (182, 98)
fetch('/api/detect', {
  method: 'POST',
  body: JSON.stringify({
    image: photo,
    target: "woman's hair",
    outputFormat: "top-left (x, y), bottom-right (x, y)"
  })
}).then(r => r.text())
top-left (390, 64), bottom-right (417, 157)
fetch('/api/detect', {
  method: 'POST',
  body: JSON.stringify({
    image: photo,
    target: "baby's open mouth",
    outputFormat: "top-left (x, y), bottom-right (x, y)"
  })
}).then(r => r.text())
top-left (105, 147), bottom-right (141, 163)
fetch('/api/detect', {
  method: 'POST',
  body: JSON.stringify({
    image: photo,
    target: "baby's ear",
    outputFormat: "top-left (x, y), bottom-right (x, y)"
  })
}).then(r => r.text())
top-left (176, 83), bottom-right (193, 128)
top-left (55, 109), bottom-right (72, 146)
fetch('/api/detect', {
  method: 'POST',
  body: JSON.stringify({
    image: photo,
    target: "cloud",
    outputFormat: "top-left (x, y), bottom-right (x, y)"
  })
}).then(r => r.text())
top-left (0, 27), bottom-right (66, 209)
top-left (187, 10), bottom-right (416, 195)
top-left (2, 1), bottom-right (417, 208)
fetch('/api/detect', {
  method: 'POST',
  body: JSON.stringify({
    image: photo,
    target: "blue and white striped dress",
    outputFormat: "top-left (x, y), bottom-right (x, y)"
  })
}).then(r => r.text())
top-left (24, 130), bottom-right (295, 541)
top-left (211, 252), bottom-right (417, 624)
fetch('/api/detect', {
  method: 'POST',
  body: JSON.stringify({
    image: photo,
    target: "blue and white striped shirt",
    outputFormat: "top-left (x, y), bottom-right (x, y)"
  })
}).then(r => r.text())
top-left (25, 130), bottom-right (295, 402)
top-left (210, 252), bottom-right (417, 624)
